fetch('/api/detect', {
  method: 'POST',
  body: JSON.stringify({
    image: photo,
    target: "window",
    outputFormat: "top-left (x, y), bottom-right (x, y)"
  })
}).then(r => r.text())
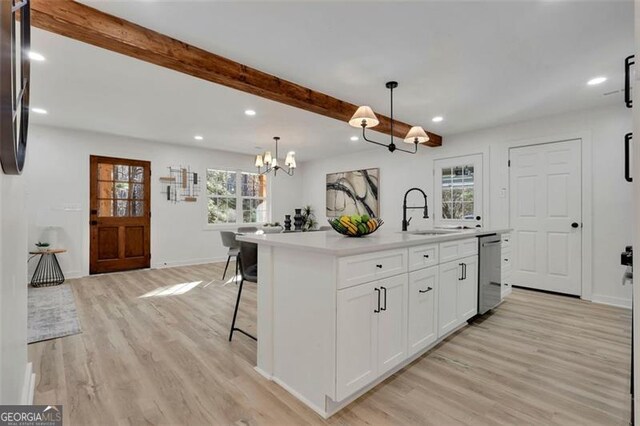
top-left (433, 154), bottom-right (483, 226)
top-left (207, 169), bottom-right (268, 225)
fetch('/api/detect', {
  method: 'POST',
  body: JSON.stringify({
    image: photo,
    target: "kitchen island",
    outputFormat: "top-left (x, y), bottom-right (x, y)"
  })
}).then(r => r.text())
top-left (237, 228), bottom-right (510, 418)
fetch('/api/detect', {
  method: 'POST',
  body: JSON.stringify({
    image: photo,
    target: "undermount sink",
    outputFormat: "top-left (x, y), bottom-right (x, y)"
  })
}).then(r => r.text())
top-left (404, 229), bottom-right (467, 236)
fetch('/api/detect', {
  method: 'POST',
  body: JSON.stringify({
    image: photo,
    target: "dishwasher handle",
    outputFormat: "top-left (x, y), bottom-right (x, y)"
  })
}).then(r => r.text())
top-left (482, 241), bottom-right (501, 247)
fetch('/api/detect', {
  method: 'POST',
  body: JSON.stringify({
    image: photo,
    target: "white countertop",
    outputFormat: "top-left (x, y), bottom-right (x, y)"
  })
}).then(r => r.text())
top-left (237, 228), bottom-right (511, 256)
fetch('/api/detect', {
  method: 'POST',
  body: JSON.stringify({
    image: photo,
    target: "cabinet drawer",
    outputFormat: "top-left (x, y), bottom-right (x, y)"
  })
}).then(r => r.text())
top-left (439, 238), bottom-right (478, 263)
top-left (338, 249), bottom-right (408, 289)
top-left (408, 244), bottom-right (439, 272)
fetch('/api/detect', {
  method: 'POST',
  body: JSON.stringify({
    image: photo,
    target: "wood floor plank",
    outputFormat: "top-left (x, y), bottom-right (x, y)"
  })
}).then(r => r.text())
top-left (28, 263), bottom-right (631, 425)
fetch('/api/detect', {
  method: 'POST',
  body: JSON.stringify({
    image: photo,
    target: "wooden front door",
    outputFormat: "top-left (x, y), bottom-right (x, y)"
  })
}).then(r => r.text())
top-left (90, 156), bottom-right (151, 274)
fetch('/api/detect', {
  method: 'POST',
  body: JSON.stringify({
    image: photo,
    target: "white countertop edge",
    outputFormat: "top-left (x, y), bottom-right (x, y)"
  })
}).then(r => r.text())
top-left (237, 228), bottom-right (512, 257)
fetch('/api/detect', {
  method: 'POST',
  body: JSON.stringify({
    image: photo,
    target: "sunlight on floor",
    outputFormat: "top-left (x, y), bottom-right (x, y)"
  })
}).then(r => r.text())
top-left (221, 274), bottom-right (241, 286)
top-left (139, 281), bottom-right (202, 298)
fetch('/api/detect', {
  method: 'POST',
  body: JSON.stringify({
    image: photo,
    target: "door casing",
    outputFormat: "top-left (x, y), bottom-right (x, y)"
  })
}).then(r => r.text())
top-left (89, 155), bottom-right (151, 274)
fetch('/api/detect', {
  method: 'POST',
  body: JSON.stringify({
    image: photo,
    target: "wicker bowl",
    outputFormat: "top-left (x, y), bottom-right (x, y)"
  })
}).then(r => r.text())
top-left (328, 217), bottom-right (384, 237)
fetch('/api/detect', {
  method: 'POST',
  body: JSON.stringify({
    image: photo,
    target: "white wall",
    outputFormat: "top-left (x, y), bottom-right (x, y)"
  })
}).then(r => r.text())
top-left (24, 125), bottom-right (303, 278)
top-left (0, 170), bottom-right (29, 404)
top-left (302, 104), bottom-right (633, 308)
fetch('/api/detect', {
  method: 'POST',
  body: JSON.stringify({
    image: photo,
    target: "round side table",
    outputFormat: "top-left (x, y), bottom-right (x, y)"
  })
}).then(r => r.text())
top-left (29, 249), bottom-right (67, 287)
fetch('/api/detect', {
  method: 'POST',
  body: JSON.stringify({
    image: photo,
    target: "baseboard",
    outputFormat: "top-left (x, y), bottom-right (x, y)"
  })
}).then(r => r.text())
top-left (151, 257), bottom-right (227, 269)
top-left (591, 294), bottom-right (632, 309)
top-left (271, 376), bottom-right (329, 419)
top-left (20, 362), bottom-right (35, 405)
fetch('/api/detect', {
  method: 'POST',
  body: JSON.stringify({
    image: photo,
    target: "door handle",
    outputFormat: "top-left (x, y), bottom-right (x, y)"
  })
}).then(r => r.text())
top-left (374, 288), bottom-right (381, 313)
top-left (625, 55), bottom-right (634, 108)
top-left (458, 263), bottom-right (464, 281)
top-left (419, 286), bottom-right (433, 293)
top-left (571, 222), bottom-right (580, 229)
top-left (625, 133), bottom-right (633, 182)
top-left (463, 263), bottom-right (467, 280)
top-left (380, 286), bottom-right (387, 311)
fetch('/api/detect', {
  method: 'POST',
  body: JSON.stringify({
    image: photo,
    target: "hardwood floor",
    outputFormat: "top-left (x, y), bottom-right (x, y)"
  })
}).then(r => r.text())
top-left (29, 262), bottom-right (631, 425)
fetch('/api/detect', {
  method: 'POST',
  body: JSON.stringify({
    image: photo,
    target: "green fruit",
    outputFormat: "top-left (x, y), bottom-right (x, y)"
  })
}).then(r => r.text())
top-left (350, 214), bottom-right (361, 224)
top-left (358, 224), bottom-right (367, 234)
top-left (361, 214), bottom-right (370, 222)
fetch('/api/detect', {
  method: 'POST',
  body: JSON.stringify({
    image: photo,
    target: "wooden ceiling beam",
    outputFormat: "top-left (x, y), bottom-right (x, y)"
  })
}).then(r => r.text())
top-left (29, 0), bottom-right (442, 147)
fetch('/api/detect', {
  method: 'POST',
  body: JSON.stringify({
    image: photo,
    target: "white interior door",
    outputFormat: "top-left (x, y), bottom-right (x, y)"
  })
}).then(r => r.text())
top-left (509, 139), bottom-right (582, 295)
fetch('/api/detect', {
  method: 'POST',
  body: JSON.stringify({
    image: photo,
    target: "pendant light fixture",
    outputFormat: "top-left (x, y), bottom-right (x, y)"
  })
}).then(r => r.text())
top-left (348, 81), bottom-right (429, 154)
top-left (255, 137), bottom-right (296, 176)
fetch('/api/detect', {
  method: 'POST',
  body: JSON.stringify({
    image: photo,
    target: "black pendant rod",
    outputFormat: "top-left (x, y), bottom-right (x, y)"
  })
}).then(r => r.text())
top-left (360, 81), bottom-right (419, 154)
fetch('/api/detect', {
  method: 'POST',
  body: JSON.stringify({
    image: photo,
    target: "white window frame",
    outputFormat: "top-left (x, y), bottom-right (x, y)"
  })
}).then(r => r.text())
top-left (433, 154), bottom-right (483, 228)
top-left (205, 168), bottom-right (270, 228)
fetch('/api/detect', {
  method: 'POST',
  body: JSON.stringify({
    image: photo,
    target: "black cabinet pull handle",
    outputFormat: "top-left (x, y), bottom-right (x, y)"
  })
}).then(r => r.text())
top-left (463, 263), bottom-right (467, 280)
top-left (423, 254), bottom-right (429, 259)
top-left (374, 288), bottom-right (380, 313)
top-left (458, 263), bottom-right (464, 281)
top-left (419, 286), bottom-right (433, 293)
top-left (625, 133), bottom-right (633, 182)
top-left (380, 286), bottom-right (387, 311)
top-left (625, 55), bottom-right (634, 108)
top-left (376, 264), bottom-right (383, 269)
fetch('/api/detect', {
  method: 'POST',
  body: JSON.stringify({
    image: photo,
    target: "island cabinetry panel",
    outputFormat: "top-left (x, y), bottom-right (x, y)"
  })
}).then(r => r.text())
top-left (439, 238), bottom-right (478, 263)
top-left (337, 248), bottom-right (407, 289)
top-left (407, 266), bottom-right (438, 356)
top-left (458, 255), bottom-right (479, 321)
top-left (501, 233), bottom-right (512, 297)
top-left (437, 254), bottom-right (479, 337)
top-left (336, 274), bottom-right (408, 401)
top-left (437, 260), bottom-right (461, 336)
top-left (408, 243), bottom-right (439, 271)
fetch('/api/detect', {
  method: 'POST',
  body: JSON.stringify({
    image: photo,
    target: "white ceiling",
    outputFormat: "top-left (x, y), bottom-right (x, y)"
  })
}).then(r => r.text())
top-left (30, 1), bottom-right (633, 160)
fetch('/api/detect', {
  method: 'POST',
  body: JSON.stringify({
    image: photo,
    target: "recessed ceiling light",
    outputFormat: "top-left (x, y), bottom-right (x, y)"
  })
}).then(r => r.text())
top-left (432, 116), bottom-right (443, 123)
top-left (194, 135), bottom-right (203, 141)
top-left (28, 51), bottom-right (45, 61)
top-left (587, 76), bottom-right (607, 86)
top-left (350, 136), bottom-right (359, 141)
top-left (244, 109), bottom-right (256, 116)
top-left (31, 107), bottom-right (47, 114)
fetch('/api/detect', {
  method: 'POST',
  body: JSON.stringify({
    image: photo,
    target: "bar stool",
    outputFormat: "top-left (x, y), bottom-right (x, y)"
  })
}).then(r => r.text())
top-left (229, 241), bottom-right (258, 341)
top-left (219, 231), bottom-right (240, 280)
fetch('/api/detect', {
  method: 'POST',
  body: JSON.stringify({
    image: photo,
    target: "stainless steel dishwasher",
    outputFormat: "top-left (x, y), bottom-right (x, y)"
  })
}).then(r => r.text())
top-left (478, 234), bottom-right (502, 314)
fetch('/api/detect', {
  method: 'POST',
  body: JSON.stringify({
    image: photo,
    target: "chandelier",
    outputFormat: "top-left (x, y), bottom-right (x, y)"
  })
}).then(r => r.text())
top-left (348, 81), bottom-right (429, 154)
top-left (255, 137), bottom-right (296, 176)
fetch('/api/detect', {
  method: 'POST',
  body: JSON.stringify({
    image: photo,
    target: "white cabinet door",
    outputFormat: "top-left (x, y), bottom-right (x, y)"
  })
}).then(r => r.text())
top-left (438, 260), bottom-right (462, 337)
top-left (336, 281), bottom-right (378, 400)
top-left (377, 274), bottom-right (408, 375)
top-left (408, 267), bottom-right (438, 357)
top-left (458, 255), bottom-right (478, 321)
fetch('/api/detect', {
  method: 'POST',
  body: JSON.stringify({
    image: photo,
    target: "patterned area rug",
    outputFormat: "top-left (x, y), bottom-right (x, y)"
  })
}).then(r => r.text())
top-left (28, 284), bottom-right (82, 344)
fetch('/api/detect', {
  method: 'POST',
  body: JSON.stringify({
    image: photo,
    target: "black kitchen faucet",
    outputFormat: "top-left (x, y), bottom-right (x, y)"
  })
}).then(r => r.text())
top-left (402, 188), bottom-right (429, 231)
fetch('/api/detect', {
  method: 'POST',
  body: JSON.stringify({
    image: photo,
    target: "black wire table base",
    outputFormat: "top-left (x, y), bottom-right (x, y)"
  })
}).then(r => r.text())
top-left (30, 253), bottom-right (65, 287)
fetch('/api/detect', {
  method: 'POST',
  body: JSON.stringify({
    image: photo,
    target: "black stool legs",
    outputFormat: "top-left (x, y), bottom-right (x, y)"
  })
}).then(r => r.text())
top-left (228, 276), bottom-right (257, 341)
top-left (222, 255), bottom-right (231, 280)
